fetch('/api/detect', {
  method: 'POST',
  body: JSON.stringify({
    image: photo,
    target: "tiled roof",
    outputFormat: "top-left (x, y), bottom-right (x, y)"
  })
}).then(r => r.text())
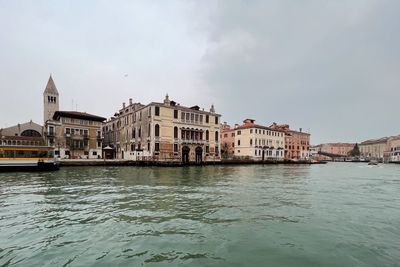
top-left (235, 123), bottom-right (285, 133)
top-left (53, 111), bottom-right (106, 122)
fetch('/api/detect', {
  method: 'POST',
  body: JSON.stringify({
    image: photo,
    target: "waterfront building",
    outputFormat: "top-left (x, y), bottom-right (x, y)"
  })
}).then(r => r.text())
top-left (269, 123), bottom-right (310, 160)
top-left (46, 111), bottom-right (106, 159)
top-left (42, 75), bottom-right (106, 159)
top-left (0, 121), bottom-right (45, 147)
top-left (103, 95), bottom-right (221, 163)
top-left (319, 143), bottom-right (355, 157)
top-left (220, 122), bottom-right (235, 159)
top-left (359, 137), bottom-right (389, 160)
top-left (233, 119), bottom-right (285, 160)
top-left (389, 136), bottom-right (400, 162)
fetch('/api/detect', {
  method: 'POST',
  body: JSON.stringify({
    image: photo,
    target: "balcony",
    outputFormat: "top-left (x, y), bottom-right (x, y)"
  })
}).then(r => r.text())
top-left (45, 132), bottom-right (55, 137)
top-left (181, 139), bottom-right (208, 145)
top-left (180, 119), bottom-right (203, 125)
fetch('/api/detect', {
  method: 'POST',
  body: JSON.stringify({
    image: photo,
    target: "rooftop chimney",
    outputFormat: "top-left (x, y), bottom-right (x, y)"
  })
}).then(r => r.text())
top-left (129, 98), bottom-right (133, 105)
top-left (299, 128), bottom-right (302, 132)
top-left (123, 102), bottom-right (126, 109)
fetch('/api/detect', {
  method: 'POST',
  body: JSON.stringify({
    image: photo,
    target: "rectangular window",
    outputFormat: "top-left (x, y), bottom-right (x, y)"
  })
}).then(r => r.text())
top-left (215, 116), bottom-right (218, 124)
top-left (155, 143), bottom-right (160, 151)
top-left (174, 144), bottom-right (178, 152)
top-left (174, 110), bottom-right (178, 119)
top-left (199, 115), bottom-right (203, 123)
top-left (206, 115), bottom-right (209, 123)
top-left (155, 106), bottom-right (160, 116)
top-left (66, 128), bottom-right (70, 134)
top-left (206, 145), bottom-right (209, 153)
top-left (181, 112), bottom-right (185, 120)
top-left (250, 129), bottom-right (253, 134)
top-left (237, 130), bottom-right (241, 135)
top-left (92, 151), bottom-right (97, 156)
top-left (238, 140), bottom-right (241, 146)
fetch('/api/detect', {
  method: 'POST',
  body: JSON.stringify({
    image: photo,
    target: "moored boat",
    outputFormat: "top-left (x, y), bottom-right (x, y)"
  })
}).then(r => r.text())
top-left (0, 145), bottom-right (59, 171)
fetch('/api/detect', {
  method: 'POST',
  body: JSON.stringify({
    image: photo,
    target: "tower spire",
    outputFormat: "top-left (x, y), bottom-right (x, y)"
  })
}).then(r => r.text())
top-left (44, 75), bottom-right (59, 95)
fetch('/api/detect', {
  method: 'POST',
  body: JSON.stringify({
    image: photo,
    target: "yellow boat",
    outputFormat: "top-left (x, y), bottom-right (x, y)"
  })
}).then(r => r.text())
top-left (0, 145), bottom-right (59, 171)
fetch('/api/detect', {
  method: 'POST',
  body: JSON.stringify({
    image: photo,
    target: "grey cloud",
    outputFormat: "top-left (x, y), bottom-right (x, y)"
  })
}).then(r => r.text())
top-left (197, 0), bottom-right (400, 143)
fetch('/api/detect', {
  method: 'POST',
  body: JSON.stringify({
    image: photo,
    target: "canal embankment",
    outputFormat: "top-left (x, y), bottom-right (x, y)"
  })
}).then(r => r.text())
top-left (58, 159), bottom-right (327, 167)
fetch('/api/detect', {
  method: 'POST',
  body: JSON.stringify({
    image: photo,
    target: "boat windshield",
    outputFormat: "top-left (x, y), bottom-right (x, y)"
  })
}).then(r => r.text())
top-left (0, 149), bottom-right (54, 158)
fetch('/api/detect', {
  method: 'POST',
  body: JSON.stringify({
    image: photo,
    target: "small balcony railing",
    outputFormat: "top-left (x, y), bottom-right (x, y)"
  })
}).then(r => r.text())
top-left (45, 132), bottom-right (55, 137)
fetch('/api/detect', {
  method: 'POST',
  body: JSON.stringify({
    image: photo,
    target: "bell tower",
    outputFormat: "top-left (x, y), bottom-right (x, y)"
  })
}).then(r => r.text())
top-left (43, 75), bottom-right (59, 124)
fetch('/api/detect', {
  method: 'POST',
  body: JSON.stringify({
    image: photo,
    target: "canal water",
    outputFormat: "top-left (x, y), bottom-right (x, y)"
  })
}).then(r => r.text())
top-left (0, 163), bottom-right (399, 266)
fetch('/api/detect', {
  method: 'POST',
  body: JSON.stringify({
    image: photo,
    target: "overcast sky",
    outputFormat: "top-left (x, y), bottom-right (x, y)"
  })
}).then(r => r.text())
top-left (1, 0), bottom-right (399, 144)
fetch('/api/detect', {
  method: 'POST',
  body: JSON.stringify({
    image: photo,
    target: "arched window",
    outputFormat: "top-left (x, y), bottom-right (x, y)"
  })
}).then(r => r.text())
top-left (21, 129), bottom-right (41, 137)
top-left (174, 127), bottom-right (178, 139)
top-left (155, 124), bottom-right (160, 137)
top-left (132, 128), bottom-right (136, 138)
top-left (206, 130), bottom-right (209, 141)
top-left (215, 131), bottom-right (219, 141)
top-left (148, 123), bottom-right (151, 137)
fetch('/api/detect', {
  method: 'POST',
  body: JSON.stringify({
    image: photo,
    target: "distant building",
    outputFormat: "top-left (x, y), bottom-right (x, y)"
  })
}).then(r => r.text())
top-left (319, 143), bottom-right (355, 156)
top-left (220, 122), bottom-right (235, 159)
top-left (103, 95), bottom-right (221, 163)
top-left (269, 123), bottom-right (310, 160)
top-left (388, 136), bottom-right (400, 162)
top-left (42, 75), bottom-right (106, 159)
top-left (0, 121), bottom-right (45, 147)
top-left (233, 119), bottom-right (285, 160)
top-left (359, 137), bottom-right (389, 159)
top-left (359, 135), bottom-right (400, 161)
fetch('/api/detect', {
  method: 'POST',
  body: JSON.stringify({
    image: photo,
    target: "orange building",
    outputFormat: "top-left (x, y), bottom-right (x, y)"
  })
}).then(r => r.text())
top-left (319, 143), bottom-right (355, 156)
top-left (220, 122), bottom-right (235, 159)
top-left (269, 123), bottom-right (311, 160)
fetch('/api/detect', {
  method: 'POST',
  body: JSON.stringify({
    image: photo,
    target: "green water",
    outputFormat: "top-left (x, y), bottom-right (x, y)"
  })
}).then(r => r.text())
top-left (0, 163), bottom-right (399, 266)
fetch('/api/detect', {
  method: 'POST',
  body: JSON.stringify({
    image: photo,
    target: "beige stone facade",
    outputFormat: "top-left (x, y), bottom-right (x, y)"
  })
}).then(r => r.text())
top-left (233, 119), bottom-right (285, 160)
top-left (0, 121), bottom-right (45, 147)
top-left (359, 138), bottom-right (389, 159)
top-left (103, 95), bottom-right (221, 163)
top-left (46, 111), bottom-right (105, 159)
top-left (389, 136), bottom-right (400, 162)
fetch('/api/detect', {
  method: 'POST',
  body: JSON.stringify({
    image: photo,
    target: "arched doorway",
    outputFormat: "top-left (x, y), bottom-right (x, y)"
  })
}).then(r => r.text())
top-left (262, 150), bottom-right (265, 161)
top-left (182, 146), bottom-right (190, 164)
top-left (195, 146), bottom-right (203, 164)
